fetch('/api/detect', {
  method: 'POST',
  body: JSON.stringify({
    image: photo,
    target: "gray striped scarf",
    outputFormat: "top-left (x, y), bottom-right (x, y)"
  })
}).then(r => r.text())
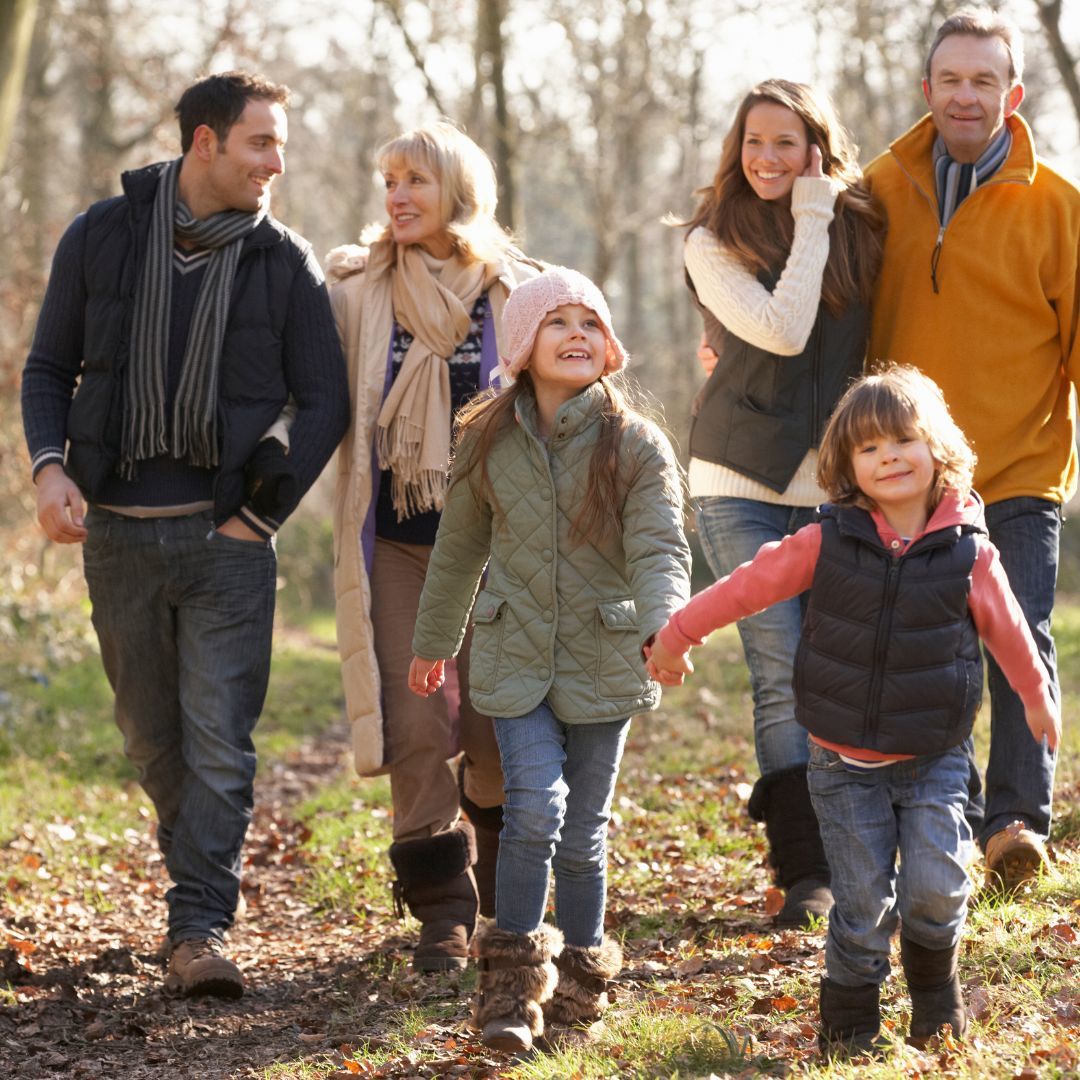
top-left (121, 158), bottom-right (265, 479)
top-left (933, 125), bottom-right (1011, 226)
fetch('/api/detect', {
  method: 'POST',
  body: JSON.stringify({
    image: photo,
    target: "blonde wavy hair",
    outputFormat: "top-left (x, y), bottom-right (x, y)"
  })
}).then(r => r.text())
top-left (374, 120), bottom-right (517, 265)
top-left (816, 364), bottom-right (976, 511)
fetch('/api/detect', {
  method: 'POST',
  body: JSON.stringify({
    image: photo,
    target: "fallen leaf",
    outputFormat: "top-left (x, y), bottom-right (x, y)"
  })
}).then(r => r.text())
top-left (764, 887), bottom-right (785, 917)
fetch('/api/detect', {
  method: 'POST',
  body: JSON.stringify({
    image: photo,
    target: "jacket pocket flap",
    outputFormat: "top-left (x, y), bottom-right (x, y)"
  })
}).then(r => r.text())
top-left (597, 598), bottom-right (638, 630)
top-left (472, 589), bottom-right (506, 624)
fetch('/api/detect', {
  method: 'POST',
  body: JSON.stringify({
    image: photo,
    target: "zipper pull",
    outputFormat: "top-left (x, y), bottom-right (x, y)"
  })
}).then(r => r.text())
top-left (930, 225), bottom-right (945, 294)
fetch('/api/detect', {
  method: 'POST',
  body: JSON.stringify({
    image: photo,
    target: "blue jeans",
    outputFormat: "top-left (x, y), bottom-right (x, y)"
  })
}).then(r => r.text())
top-left (492, 703), bottom-right (630, 947)
top-left (82, 508), bottom-right (276, 944)
top-left (695, 496), bottom-right (817, 776)
top-left (973, 497), bottom-right (1061, 846)
top-left (808, 742), bottom-right (972, 987)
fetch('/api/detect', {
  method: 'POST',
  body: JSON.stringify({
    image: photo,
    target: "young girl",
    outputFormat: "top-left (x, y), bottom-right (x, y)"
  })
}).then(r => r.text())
top-left (648, 366), bottom-right (1059, 1054)
top-left (677, 79), bottom-right (885, 929)
top-left (409, 267), bottom-right (691, 1053)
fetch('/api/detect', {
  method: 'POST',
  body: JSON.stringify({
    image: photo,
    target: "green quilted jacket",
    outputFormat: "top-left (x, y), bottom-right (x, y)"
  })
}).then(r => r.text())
top-left (412, 381), bottom-right (692, 722)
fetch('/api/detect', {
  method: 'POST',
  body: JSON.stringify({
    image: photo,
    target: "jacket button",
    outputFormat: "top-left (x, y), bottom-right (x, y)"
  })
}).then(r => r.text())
top-left (540, 488), bottom-right (552, 499)
top-left (542, 610), bottom-right (553, 622)
top-left (539, 666), bottom-right (550, 679)
top-left (890, 539), bottom-right (901, 550)
top-left (542, 549), bottom-right (553, 561)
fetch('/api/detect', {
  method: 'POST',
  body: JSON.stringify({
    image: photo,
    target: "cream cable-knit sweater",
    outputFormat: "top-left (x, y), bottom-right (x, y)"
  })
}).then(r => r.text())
top-left (685, 175), bottom-right (837, 506)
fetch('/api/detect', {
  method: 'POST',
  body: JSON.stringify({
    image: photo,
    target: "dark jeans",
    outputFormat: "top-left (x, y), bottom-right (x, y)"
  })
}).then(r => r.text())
top-left (83, 507), bottom-right (276, 943)
top-left (973, 496), bottom-right (1061, 847)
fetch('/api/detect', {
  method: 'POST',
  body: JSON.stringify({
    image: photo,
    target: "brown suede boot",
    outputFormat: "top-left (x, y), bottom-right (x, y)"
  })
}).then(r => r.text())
top-left (471, 923), bottom-right (563, 1054)
top-left (544, 937), bottom-right (622, 1027)
top-left (749, 767), bottom-right (833, 929)
top-left (389, 822), bottom-right (479, 972)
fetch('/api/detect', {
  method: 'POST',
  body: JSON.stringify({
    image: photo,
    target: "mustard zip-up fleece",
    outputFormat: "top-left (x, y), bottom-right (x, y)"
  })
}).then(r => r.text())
top-left (865, 112), bottom-right (1080, 506)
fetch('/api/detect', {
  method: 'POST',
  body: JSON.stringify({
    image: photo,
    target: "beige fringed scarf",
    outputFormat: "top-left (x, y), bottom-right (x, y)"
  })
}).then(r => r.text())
top-left (370, 241), bottom-right (501, 519)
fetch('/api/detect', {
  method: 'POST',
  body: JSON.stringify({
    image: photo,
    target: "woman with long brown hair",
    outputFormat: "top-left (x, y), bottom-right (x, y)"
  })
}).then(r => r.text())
top-left (681, 79), bottom-right (884, 928)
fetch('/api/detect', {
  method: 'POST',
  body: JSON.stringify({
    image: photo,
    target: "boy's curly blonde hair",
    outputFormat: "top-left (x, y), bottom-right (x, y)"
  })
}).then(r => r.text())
top-left (816, 364), bottom-right (976, 511)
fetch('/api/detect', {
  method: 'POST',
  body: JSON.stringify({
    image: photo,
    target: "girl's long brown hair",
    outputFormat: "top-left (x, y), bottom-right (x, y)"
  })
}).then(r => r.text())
top-left (451, 372), bottom-right (679, 547)
top-left (683, 79), bottom-right (885, 315)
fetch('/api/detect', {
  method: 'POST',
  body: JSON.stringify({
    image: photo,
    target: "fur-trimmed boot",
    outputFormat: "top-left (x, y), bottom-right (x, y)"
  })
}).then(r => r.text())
top-left (389, 822), bottom-right (479, 972)
top-left (471, 923), bottom-right (563, 1054)
top-left (818, 976), bottom-right (884, 1057)
top-left (749, 766), bottom-right (833, 929)
top-left (544, 937), bottom-right (622, 1028)
top-left (901, 936), bottom-right (967, 1048)
top-left (458, 769), bottom-right (502, 919)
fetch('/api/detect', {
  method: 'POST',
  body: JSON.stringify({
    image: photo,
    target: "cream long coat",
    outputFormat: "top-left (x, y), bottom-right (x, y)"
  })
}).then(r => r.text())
top-left (326, 243), bottom-right (538, 775)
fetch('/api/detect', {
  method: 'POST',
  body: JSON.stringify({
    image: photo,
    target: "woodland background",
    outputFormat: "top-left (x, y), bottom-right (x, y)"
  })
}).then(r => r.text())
top-left (1, 3), bottom-right (1080, 1078)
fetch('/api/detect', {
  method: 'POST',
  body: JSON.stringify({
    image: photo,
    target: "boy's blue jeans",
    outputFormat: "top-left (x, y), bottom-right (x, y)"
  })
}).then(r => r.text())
top-left (492, 702), bottom-right (630, 947)
top-left (83, 508), bottom-right (276, 944)
top-left (808, 741), bottom-right (972, 987)
top-left (694, 496), bottom-right (817, 777)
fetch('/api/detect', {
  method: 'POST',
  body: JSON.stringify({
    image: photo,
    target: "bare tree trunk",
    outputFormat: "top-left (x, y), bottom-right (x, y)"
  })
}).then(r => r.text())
top-left (1035, 0), bottom-right (1080, 135)
top-left (476, 0), bottom-right (515, 231)
top-left (377, 0), bottom-right (446, 114)
top-left (0, 0), bottom-right (38, 172)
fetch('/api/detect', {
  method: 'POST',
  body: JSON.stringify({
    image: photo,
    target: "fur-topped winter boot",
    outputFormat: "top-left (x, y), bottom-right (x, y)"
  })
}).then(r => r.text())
top-left (544, 937), bottom-right (622, 1028)
top-left (749, 766), bottom-right (833, 929)
top-left (389, 821), bottom-right (479, 972)
top-left (471, 923), bottom-right (563, 1054)
top-left (901, 936), bottom-right (967, 1048)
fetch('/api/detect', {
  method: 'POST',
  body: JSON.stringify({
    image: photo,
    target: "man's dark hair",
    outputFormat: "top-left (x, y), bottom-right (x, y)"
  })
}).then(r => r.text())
top-left (175, 71), bottom-right (290, 154)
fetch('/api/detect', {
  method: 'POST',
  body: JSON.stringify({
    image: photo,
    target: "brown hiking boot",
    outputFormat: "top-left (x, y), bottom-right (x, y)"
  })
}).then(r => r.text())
top-left (165, 938), bottom-right (244, 999)
top-left (984, 820), bottom-right (1048, 892)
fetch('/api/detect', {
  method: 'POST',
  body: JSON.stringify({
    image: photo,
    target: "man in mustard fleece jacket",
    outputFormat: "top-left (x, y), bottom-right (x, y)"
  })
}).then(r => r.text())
top-left (866, 10), bottom-right (1079, 890)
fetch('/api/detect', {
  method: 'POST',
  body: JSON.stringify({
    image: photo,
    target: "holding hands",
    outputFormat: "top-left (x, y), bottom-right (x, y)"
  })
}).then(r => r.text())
top-left (644, 637), bottom-right (694, 687)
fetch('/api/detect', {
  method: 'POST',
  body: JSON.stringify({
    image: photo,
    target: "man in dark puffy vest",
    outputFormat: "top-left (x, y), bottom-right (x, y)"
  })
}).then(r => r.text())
top-left (21, 71), bottom-right (349, 997)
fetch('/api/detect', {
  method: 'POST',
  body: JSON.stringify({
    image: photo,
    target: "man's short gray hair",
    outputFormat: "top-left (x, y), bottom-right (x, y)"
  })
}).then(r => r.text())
top-left (925, 9), bottom-right (1024, 84)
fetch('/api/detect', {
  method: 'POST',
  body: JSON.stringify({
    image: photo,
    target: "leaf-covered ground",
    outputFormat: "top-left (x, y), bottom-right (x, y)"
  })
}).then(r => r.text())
top-left (2, 612), bottom-right (1079, 1079)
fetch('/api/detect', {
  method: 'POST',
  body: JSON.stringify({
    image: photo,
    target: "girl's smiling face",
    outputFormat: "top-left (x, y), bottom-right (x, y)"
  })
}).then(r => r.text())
top-left (525, 304), bottom-right (607, 394)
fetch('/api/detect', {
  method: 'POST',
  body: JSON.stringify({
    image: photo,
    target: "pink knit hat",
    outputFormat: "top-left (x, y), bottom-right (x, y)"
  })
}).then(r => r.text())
top-left (498, 266), bottom-right (629, 382)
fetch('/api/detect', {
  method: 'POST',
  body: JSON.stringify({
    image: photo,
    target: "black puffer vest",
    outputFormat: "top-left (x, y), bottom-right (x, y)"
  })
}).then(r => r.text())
top-left (794, 504), bottom-right (984, 755)
top-left (66, 161), bottom-right (306, 522)
top-left (687, 270), bottom-right (867, 492)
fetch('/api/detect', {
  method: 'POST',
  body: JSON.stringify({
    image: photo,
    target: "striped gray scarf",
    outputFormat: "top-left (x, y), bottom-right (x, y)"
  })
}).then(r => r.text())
top-left (121, 158), bottom-right (265, 479)
top-left (933, 125), bottom-right (1011, 226)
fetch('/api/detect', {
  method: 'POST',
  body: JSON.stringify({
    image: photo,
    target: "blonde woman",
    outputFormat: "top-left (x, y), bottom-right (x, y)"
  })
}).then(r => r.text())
top-left (326, 123), bottom-right (538, 971)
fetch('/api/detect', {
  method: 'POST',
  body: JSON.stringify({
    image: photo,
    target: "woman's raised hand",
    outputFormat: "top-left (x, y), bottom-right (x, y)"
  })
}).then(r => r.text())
top-left (802, 144), bottom-right (825, 179)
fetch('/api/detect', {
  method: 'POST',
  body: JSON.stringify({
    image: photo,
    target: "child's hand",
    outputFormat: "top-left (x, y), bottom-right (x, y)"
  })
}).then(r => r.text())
top-left (1026, 698), bottom-right (1061, 752)
top-left (408, 656), bottom-right (446, 697)
top-left (644, 637), bottom-right (693, 686)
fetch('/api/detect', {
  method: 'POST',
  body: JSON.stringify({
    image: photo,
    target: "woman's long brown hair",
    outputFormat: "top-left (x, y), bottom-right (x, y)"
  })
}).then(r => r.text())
top-left (683, 79), bottom-right (885, 315)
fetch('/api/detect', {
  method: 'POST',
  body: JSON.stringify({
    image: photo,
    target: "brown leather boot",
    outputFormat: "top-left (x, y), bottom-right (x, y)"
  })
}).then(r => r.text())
top-left (544, 937), bottom-right (622, 1027)
top-left (471, 923), bottom-right (563, 1054)
top-left (389, 822), bottom-right (479, 972)
top-left (164, 938), bottom-right (244, 999)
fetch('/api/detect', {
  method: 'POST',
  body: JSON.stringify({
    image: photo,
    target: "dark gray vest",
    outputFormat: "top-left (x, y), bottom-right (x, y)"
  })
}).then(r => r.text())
top-left (687, 269), bottom-right (867, 492)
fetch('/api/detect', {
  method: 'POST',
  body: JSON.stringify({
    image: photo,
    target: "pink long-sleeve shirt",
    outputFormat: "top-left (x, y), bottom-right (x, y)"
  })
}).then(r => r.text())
top-left (659, 491), bottom-right (1054, 763)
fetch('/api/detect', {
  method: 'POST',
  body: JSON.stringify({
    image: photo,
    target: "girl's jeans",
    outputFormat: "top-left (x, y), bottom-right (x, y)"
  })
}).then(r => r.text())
top-left (808, 741), bottom-right (973, 987)
top-left (695, 496), bottom-right (817, 776)
top-left (493, 702), bottom-right (630, 947)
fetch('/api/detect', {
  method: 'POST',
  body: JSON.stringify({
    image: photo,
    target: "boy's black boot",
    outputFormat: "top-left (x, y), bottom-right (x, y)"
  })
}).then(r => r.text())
top-left (901, 936), bottom-right (967, 1048)
top-left (749, 766), bottom-right (833, 928)
top-left (818, 976), bottom-right (884, 1057)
